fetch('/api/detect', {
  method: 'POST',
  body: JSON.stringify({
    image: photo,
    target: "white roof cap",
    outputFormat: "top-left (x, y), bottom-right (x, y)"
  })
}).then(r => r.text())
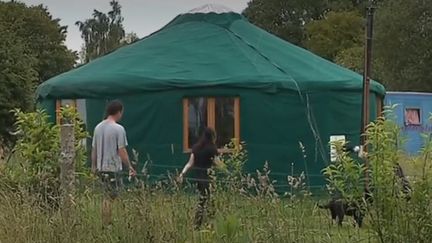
top-left (187, 4), bottom-right (235, 14)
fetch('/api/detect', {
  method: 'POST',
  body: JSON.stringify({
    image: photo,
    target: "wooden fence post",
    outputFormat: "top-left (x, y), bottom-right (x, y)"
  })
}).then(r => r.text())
top-left (60, 123), bottom-right (75, 214)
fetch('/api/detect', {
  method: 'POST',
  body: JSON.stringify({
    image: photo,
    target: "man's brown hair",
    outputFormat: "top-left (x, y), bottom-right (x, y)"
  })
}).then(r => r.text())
top-left (105, 100), bottom-right (123, 117)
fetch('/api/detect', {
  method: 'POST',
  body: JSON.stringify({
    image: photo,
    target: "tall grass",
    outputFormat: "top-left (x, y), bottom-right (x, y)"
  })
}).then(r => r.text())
top-left (0, 184), bottom-right (375, 243)
top-left (2, 109), bottom-right (432, 242)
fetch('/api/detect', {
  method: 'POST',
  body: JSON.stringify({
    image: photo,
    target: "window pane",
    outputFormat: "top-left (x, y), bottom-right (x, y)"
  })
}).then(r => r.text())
top-left (405, 108), bottom-right (421, 125)
top-left (188, 98), bottom-right (208, 147)
top-left (215, 98), bottom-right (235, 148)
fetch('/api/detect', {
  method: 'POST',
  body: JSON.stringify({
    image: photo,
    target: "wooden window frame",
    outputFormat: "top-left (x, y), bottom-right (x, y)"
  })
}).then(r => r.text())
top-left (56, 100), bottom-right (61, 124)
top-left (183, 97), bottom-right (240, 153)
top-left (377, 96), bottom-right (383, 117)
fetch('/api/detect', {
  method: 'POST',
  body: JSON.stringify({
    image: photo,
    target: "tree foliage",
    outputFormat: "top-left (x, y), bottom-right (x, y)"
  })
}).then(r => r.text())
top-left (0, 2), bottom-right (76, 83)
top-left (76, 0), bottom-right (127, 63)
top-left (374, 0), bottom-right (432, 91)
top-left (244, 0), bottom-right (432, 91)
top-left (0, 25), bottom-right (37, 144)
top-left (243, 0), bottom-right (328, 46)
top-left (243, 0), bottom-right (368, 46)
top-left (3, 108), bottom-right (89, 209)
top-left (0, 1), bottom-right (75, 144)
top-left (305, 11), bottom-right (364, 60)
top-left (334, 46), bottom-right (364, 74)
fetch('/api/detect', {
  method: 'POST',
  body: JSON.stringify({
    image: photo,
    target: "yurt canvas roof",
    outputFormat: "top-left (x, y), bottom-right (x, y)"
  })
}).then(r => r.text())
top-left (37, 9), bottom-right (385, 99)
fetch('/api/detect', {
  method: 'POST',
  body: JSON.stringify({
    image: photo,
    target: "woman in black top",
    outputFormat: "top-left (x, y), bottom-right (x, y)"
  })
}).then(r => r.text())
top-left (179, 127), bottom-right (222, 228)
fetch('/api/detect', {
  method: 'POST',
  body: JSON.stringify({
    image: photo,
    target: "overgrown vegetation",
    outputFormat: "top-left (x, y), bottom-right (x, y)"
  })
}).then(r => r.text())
top-left (0, 108), bottom-right (432, 242)
top-left (321, 108), bottom-right (432, 242)
top-left (364, 114), bottom-right (432, 242)
top-left (322, 140), bottom-right (366, 203)
top-left (0, 108), bottom-right (89, 209)
top-left (0, 1), bottom-right (76, 145)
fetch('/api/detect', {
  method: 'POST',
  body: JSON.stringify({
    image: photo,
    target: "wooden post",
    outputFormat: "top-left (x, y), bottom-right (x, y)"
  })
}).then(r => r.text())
top-left (361, 6), bottom-right (375, 193)
top-left (361, 7), bottom-right (375, 147)
top-left (60, 123), bottom-right (75, 214)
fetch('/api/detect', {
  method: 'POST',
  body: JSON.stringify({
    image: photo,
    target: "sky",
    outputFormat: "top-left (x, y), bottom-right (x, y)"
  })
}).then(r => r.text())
top-left (21, 0), bottom-right (250, 52)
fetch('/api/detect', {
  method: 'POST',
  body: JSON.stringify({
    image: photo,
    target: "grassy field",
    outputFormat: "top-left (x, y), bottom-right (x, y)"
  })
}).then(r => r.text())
top-left (2, 111), bottom-right (431, 243)
top-left (0, 152), bottom-right (419, 243)
top-left (0, 154), bottom-right (427, 243)
top-left (0, 184), bottom-right (379, 243)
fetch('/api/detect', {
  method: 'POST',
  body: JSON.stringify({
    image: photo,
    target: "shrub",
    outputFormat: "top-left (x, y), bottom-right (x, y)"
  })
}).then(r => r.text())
top-left (221, 140), bottom-right (247, 184)
top-left (0, 108), bottom-right (89, 208)
top-left (322, 140), bottom-right (366, 203)
top-left (321, 108), bottom-right (432, 242)
top-left (366, 115), bottom-right (432, 242)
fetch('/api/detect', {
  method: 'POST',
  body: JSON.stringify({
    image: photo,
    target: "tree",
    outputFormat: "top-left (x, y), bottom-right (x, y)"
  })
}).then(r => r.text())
top-left (242, 0), bottom-right (373, 46)
top-left (328, 0), bottom-right (385, 12)
top-left (374, 0), bottom-right (432, 91)
top-left (334, 46), bottom-right (364, 73)
top-left (0, 25), bottom-right (37, 143)
top-left (76, 0), bottom-right (126, 62)
top-left (243, 0), bottom-right (328, 46)
top-left (334, 46), bottom-right (385, 82)
top-left (305, 11), bottom-right (364, 60)
top-left (302, 2), bottom-right (388, 78)
top-left (0, 1), bottom-right (75, 144)
top-left (242, 0), bottom-right (393, 81)
top-left (0, 2), bottom-right (76, 83)
top-left (121, 32), bottom-right (140, 45)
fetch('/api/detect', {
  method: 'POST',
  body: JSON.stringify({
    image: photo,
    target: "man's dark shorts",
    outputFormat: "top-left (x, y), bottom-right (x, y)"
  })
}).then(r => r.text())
top-left (98, 172), bottom-right (123, 199)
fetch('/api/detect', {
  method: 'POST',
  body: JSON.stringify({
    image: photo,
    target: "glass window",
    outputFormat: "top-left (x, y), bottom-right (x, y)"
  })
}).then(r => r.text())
top-left (188, 98), bottom-right (208, 147)
top-left (405, 108), bottom-right (421, 126)
top-left (183, 97), bottom-right (239, 151)
top-left (215, 98), bottom-right (235, 148)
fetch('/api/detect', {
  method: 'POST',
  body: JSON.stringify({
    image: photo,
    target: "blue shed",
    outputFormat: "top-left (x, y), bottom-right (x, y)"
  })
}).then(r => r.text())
top-left (384, 91), bottom-right (432, 154)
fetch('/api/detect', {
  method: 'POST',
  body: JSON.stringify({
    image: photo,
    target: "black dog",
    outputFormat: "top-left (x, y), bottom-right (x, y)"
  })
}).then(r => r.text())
top-left (319, 163), bottom-right (410, 228)
top-left (318, 198), bottom-right (365, 227)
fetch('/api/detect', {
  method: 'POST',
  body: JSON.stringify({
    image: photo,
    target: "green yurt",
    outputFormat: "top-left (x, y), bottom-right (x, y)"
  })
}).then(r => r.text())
top-left (37, 6), bottom-right (385, 189)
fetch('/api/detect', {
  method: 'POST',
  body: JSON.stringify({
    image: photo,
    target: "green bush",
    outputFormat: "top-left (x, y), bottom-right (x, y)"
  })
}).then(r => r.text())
top-left (0, 108), bottom-right (89, 208)
top-left (322, 108), bottom-right (432, 242)
top-left (365, 115), bottom-right (432, 242)
top-left (221, 140), bottom-right (248, 184)
top-left (322, 140), bottom-right (366, 203)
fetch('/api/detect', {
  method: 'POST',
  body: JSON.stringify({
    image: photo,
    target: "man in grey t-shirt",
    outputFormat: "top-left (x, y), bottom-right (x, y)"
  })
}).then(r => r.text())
top-left (92, 119), bottom-right (128, 173)
top-left (91, 100), bottom-right (136, 226)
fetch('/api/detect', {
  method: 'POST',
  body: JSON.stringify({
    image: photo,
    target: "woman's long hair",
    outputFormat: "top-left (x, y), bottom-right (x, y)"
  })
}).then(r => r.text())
top-left (193, 127), bottom-right (216, 151)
